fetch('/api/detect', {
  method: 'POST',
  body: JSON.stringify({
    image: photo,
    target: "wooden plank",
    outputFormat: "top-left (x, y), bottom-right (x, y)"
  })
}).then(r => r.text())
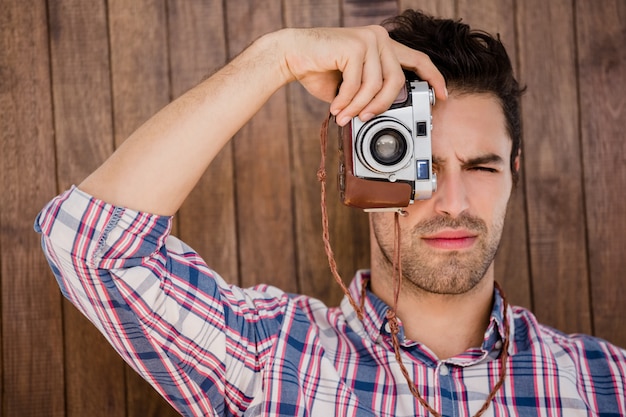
top-left (399, 0), bottom-right (455, 18)
top-left (342, 0), bottom-right (399, 26)
top-left (457, 0), bottom-right (517, 69)
top-left (575, 0), bottom-right (626, 347)
top-left (47, 1), bottom-right (127, 416)
top-left (457, 0), bottom-right (532, 309)
top-left (0, 1), bottom-right (64, 416)
top-left (225, 1), bottom-right (297, 291)
top-left (170, 1), bottom-right (239, 285)
top-left (107, 1), bottom-right (178, 415)
top-left (517, 0), bottom-right (591, 334)
top-left (284, 0), bottom-right (359, 306)
top-left (108, 0), bottom-right (171, 147)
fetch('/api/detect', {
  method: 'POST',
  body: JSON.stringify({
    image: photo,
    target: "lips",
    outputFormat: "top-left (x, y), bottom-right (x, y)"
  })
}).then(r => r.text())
top-left (421, 229), bottom-right (478, 250)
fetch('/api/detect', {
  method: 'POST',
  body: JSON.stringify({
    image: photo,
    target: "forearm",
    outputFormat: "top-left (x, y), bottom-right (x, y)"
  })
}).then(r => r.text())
top-left (79, 31), bottom-right (293, 215)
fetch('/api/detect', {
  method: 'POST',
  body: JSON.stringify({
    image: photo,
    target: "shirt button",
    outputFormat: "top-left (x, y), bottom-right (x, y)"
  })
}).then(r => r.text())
top-left (384, 322), bottom-right (391, 333)
top-left (494, 340), bottom-right (503, 350)
top-left (439, 364), bottom-right (449, 376)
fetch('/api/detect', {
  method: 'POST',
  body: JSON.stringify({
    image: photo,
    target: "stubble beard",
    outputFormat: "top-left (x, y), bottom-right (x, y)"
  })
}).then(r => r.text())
top-left (372, 213), bottom-right (504, 296)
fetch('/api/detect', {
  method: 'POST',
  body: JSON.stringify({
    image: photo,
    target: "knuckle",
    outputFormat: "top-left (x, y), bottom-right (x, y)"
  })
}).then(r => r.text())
top-left (368, 24), bottom-right (389, 38)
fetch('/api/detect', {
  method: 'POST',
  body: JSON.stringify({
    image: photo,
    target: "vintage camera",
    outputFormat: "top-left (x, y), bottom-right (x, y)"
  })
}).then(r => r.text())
top-left (338, 79), bottom-right (437, 211)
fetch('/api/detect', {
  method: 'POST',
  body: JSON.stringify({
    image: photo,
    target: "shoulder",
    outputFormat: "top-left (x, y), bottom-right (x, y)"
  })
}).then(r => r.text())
top-left (512, 304), bottom-right (626, 355)
top-left (511, 304), bottom-right (626, 378)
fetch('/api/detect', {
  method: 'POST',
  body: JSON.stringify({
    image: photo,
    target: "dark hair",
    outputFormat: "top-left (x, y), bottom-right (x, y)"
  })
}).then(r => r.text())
top-left (383, 10), bottom-right (524, 184)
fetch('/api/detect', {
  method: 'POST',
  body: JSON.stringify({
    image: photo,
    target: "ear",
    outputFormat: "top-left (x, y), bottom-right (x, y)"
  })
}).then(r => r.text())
top-left (513, 149), bottom-right (521, 173)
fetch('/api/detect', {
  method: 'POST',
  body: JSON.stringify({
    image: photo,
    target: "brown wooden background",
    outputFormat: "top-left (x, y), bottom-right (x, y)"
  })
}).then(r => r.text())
top-left (1, 0), bottom-right (624, 416)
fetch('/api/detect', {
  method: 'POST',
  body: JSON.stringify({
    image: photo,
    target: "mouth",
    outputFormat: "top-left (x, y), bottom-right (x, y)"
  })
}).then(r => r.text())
top-left (421, 229), bottom-right (478, 250)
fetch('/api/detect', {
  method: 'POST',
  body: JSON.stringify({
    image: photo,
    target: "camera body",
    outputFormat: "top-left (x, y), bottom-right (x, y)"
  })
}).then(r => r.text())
top-left (338, 80), bottom-right (437, 211)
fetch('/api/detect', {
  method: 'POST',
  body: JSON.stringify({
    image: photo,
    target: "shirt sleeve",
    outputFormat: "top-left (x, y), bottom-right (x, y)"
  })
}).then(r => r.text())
top-left (35, 186), bottom-right (288, 416)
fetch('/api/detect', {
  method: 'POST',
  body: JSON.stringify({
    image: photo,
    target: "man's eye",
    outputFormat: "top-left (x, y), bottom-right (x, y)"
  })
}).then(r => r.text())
top-left (471, 166), bottom-right (498, 173)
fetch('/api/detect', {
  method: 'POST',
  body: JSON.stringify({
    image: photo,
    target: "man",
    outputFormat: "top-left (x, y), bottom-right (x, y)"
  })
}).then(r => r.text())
top-left (36, 10), bottom-right (625, 417)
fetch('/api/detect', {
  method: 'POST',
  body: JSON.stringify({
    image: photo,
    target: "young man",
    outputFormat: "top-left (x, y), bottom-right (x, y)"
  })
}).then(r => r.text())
top-left (36, 10), bottom-right (625, 417)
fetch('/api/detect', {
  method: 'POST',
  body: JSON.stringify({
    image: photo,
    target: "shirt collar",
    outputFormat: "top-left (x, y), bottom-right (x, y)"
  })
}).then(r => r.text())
top-left (341, 270), bottom-right (516, 361)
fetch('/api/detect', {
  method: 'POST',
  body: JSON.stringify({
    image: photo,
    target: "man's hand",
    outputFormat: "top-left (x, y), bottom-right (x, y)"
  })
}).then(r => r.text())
top-left (275, 26), bottom-right (447, 125)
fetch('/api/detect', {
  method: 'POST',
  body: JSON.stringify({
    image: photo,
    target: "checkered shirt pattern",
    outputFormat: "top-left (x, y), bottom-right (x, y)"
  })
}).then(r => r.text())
top-left (35, 187), bottom-right (626, 416)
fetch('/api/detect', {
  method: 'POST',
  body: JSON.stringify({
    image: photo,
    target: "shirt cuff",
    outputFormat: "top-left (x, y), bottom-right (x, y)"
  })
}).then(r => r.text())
top-left (35, 186), bottom-right (173, 270)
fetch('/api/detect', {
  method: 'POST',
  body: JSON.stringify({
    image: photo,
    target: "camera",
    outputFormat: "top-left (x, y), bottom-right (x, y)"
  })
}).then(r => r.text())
top-left (338, 79), bottom-right (437, 211)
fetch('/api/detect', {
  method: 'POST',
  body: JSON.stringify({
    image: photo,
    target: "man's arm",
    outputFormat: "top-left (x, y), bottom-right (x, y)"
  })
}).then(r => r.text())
top-left (36, 25), bottom-right (446, 414)
top-left (78, 26), bottom-right (446, 215)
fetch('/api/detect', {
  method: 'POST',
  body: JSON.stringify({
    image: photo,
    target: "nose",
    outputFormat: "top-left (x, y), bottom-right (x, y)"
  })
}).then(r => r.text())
top-left (431, 170), bottom-right (470, 218)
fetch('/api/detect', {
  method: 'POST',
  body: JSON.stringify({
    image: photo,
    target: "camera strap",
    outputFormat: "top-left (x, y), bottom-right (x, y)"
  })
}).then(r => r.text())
top-left (318, 115), bottom-right (364, 319)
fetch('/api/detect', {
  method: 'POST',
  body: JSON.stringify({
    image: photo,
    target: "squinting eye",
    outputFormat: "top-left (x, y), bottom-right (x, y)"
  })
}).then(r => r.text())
top-left (471, 167), bottom-right (498, 173)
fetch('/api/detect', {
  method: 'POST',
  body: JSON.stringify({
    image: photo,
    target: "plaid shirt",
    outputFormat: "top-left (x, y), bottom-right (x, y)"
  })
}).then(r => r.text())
top-left (36, 187), bottom-right (626, 417)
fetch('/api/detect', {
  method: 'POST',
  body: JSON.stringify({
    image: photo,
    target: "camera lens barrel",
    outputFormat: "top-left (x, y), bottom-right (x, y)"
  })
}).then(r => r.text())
top-left (370, 129), bottom-right (408, 166)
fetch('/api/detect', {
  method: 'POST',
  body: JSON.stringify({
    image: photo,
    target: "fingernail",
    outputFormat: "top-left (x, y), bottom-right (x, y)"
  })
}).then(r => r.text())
top-left (337, 115), bottom-right (351, 126)
top-left (360, 113), bottom-right (374, 122)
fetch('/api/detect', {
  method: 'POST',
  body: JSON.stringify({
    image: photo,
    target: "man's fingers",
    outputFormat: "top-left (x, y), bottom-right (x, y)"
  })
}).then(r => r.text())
top-left (356, 45), bottom-right (407, 120)
top-left (334, 48), bottom-right (386, 125)
top-left (330, 58), bottom-right (363, 117)
top-left (394, 43), bottom-right (448, 101)
top-left (332, 28), bottom-right (404, 125)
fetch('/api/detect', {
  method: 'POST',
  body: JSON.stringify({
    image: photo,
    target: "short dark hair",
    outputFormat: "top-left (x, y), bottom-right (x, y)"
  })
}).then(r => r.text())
top-left (383, 10), bottom-right (524, 184)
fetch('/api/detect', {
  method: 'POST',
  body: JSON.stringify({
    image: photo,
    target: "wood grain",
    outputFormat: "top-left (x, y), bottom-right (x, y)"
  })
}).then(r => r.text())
top-left (225, 1), bottom-right (297, 291)
top-left (399, 0), bottom-right (455, 18)
top-left (108, 0), bottom-right (171, 147)
top-left (0, 1), bottom-right (64, 416)
top-left (342, 0), bottom-right (398, 26)
top-left (517, 0), bottom-right (592, 334)
top-left (576, 0), bottom-right (626, 346)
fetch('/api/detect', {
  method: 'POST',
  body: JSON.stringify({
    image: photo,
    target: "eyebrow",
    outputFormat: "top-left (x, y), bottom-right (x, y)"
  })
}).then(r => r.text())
top-left (432, 153), bottom-right (505, 167)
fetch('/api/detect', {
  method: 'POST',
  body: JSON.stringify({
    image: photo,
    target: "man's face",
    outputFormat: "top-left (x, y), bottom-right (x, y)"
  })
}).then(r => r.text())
top-left (370, 93), bottom-right (516, 296)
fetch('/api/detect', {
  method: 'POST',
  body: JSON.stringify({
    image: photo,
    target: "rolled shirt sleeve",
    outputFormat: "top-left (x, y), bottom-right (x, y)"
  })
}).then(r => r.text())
top-left (35, 186), bottom-right (287, 416)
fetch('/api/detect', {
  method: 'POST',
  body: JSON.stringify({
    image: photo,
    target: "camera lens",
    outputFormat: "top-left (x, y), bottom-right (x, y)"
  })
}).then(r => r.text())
top-left (370, 129), bottom-right (407, 166)
top-left (355, 116), bottom-right (413, 174)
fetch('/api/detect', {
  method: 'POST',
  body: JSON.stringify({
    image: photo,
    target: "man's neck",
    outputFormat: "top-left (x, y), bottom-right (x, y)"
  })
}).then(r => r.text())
top-left (370, 268), bottom-right (495, 360)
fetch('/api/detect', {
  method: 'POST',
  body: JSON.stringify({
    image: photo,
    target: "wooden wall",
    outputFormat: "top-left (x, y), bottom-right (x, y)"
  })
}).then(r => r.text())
top-left (1, 0), bottom-right (624, 415)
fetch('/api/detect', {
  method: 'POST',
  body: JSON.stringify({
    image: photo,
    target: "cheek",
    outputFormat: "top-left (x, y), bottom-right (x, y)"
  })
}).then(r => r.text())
top-left (372, 211), bottom-right (421, 253)
top-left (466, 179), bottom-right (512, 223)
top-left (370, 213), bottom-right (395, 243)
